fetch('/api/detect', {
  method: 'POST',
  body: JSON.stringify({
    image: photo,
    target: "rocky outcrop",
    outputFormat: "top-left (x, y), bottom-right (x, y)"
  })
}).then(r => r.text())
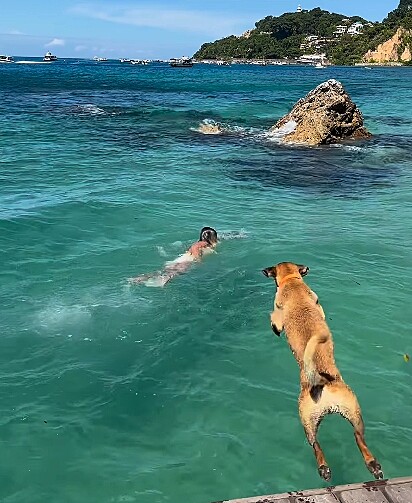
top-left (270, 79), bottom-right (371, 146)
top-left (363, 27), bottom-right (412, 63)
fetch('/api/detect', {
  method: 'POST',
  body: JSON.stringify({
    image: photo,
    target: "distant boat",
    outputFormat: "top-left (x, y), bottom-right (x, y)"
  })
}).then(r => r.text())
top-left (314, 57), bottom-right (328, 68)
top-left (170, 57), bottom-right (193, 68)
top-left (93, 56), bottom-right (108, 62)
top-left (0, 55), bottom-right (14, 63)
top-left (130, 59), bottom-right (148, 65)
top-left (43, 51), bottom-right (57, 62)
top-left (120, 58), bottom-right (131, 63)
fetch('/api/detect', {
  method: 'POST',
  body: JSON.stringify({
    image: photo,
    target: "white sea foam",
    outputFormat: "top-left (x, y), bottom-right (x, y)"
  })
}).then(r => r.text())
top-left (193, 119), bottom-right (257, 136)
top-left (336, 144), bottom-right (365, 152)
top-left (75, 104), bottom-right (106, 116)
top-left (156, 246), bottom-right (168, 257)
top-left (219, 229), bottom-right (249, 240)
top-left (37, 303), bottom-right (91, 330)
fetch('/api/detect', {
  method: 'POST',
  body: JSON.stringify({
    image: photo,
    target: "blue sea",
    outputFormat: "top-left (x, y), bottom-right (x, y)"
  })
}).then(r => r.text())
top-left (0, 59), bottom-right (411, 503)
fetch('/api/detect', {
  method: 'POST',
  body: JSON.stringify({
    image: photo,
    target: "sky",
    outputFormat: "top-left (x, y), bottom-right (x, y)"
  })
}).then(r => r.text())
top-left (0, 0), bottom-right (400, 59)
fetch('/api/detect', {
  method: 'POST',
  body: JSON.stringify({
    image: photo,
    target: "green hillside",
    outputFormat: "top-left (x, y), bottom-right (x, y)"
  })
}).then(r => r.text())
top-left (193, 2), bottom-right (412, 65)
top-left (328, 1), bottom-right (412, 63)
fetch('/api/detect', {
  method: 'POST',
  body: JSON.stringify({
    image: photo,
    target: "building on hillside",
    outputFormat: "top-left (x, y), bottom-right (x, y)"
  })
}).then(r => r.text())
top-left (347, 22), bottom-right (364, 35)
top-left (240, 29), bottom-right (253, 39)
top-left (299, 53), bottom-right (326, 63)
top-left (334, 25), bottom-right (347, 36)
top-left (297, 4), bottom-right (302, 12)
top-left (300, 35), bottom-right (330, 50)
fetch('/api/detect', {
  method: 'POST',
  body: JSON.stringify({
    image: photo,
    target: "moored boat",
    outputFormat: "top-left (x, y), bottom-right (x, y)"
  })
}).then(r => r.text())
top-left (130, 59), bottom-right (149, 65)
top-left (170, 56), bottom-right (193, 68)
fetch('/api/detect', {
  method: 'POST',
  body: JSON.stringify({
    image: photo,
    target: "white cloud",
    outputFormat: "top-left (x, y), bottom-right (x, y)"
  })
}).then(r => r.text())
top-left (75, 44), bottom-right (87, 51)
top-left (45, 38), bottom-right (65, 47)
top-left (71, 3), bottom-right (247, 37)
top-left (6, 30), bottom-right (24, 35)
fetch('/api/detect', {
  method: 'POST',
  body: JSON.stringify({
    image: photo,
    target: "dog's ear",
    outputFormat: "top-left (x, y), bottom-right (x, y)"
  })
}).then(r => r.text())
top-left (298, 264), bottom-right (309, 277)
top-left (262, 267), bottom-right (276, 278)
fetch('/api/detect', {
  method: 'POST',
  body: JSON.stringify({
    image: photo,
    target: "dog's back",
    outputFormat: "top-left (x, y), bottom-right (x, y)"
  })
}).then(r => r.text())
top-left (277, 274), bottom-right (341, 389)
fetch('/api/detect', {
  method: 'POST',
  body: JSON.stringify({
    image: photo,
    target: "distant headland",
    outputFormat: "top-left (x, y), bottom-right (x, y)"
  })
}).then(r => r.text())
top-left (193, 1), bottom-right (412, 66)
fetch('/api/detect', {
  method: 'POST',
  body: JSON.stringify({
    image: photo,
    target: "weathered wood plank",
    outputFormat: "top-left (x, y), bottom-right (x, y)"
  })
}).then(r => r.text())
top-left (217, 495), bottom-right (291, 503)
top-left (218, 497), bottom-right (290, 503)
top-left (384, 482), bottom-right (412, 503)
top-left (337, 488), bottom-right (389, 503)
top-left (220, 477), bottom-right (412, 503)
top-left (292, 494), bottom-right (338, 503)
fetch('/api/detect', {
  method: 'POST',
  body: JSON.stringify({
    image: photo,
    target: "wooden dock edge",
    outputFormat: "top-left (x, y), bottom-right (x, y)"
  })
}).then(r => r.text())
top-left (215, 476), bottom-right (412, 503)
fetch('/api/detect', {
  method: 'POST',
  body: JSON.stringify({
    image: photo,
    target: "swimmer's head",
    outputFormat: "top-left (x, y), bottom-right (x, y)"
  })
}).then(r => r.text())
top-left (199, 227), bottom-right (218, 246)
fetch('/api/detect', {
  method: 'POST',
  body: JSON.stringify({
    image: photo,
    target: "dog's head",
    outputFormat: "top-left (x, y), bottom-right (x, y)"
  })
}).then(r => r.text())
top-left (262, 262), bottom-right (309, 286)
top-left (199, 226), bottom-right (218, 246)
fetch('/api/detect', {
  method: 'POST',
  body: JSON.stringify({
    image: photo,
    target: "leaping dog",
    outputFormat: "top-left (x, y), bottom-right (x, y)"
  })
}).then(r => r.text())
top-left (262, 261), bottom-right (382, 481)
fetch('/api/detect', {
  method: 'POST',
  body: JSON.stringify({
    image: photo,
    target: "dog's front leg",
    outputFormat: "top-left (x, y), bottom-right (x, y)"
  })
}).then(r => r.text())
top-left (270, 307), bottom-right (284, 336)
top-left (310, 290), bottom-right (326, 320)
top-left (317, 303), bottom-right (326, 320)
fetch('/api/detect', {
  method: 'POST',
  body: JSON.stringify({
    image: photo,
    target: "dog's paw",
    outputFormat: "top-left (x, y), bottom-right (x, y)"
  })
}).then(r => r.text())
top-left (367, 459), bottom-right (383, 480)
top-left (318, 465), bottom-right (331, 481)
top-left (271, 323), bottom-right (281, 336)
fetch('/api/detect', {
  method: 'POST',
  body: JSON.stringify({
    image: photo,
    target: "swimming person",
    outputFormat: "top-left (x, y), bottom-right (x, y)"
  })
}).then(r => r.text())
top-left (128, 227), bottom-right (218, 287)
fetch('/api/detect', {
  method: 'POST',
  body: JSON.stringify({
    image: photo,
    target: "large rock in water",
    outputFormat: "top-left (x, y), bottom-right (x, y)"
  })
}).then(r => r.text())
top-left (270, 79), bottom-right (371, 145)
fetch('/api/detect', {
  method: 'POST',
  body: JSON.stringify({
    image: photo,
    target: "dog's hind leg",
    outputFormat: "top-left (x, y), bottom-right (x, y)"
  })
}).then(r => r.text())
top-left (347, 405), bottom-right (383, 480)
top-left (334, 385), bottom-right (383, 480)
top-left (299, 392), bottom-right (331, 481)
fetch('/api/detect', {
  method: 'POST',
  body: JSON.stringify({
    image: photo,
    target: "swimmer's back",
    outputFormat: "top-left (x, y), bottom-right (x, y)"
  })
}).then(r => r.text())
top-left (187, 241), bottom-right (211, 259)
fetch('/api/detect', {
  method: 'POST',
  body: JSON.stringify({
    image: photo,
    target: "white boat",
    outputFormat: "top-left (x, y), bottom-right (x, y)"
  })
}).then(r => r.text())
top-left (43, 51), bottom-right (57, 62)
top-left (314, 57), bottom-right (327, 69)
top-left (93, 56), bottom-right (108, 62)
top-left (130, 59), bottom-right (148, 65)
top-left (120, 58), bottom-right (131, 63)
top-left (0, 55), bottom-right (14, 63)
top-left (170, 56), bottom-right (193, 67)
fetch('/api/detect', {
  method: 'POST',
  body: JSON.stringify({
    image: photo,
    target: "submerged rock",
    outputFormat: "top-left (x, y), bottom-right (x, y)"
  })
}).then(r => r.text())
top-left (196, 121), bottom-right (224, 135)
top-left (270, 79), bottom-right (371, 145)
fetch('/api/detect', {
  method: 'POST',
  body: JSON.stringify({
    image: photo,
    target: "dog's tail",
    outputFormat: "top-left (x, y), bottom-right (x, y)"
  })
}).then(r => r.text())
top-left (303, 331), bottom-right (331, 388)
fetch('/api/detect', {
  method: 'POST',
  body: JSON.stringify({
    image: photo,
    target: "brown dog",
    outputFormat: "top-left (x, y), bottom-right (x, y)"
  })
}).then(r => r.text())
top-left (262, 261), bottom-right (382, 481)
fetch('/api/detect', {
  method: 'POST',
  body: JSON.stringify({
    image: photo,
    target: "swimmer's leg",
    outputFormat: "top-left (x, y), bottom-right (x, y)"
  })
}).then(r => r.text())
top-left (129, 258), bottom-right (193, 287)
top-left (128, 267), bottom-right (183, 287)
top-left (128, 272), bottom-right (160, 285)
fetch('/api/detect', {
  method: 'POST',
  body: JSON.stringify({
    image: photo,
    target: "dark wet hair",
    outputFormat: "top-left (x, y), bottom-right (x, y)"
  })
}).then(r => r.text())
top-left (199, 226), bottom-right (218, 245)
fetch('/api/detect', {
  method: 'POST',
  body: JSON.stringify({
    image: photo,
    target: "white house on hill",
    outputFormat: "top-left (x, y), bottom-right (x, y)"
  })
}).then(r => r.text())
top-left (347, 22), bottom-right (364, 35)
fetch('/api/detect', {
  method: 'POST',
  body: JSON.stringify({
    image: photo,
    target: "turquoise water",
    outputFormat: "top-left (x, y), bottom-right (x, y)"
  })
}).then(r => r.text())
top-left (1, 60), bottom-right (411, 503)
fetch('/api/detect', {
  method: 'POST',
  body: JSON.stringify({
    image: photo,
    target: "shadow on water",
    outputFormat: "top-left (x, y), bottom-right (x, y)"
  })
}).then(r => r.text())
top-left (220, 135), bottom-right (405, 197)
